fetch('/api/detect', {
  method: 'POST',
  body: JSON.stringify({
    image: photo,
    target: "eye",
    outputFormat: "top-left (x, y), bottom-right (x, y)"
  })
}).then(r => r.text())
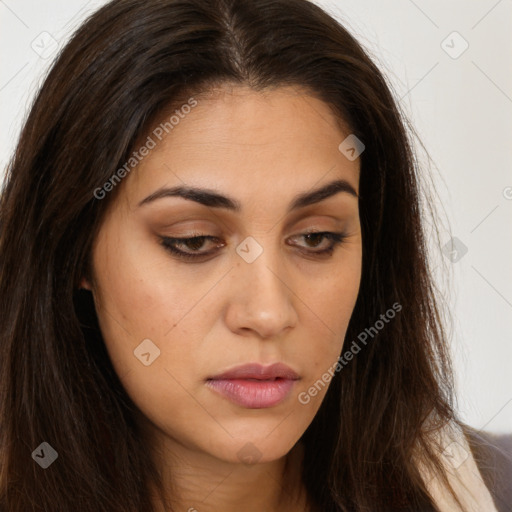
top-left (287, 231), bottom-right (348, 256)
top-left (159, 231), bottom-right (348, 262)
top-left (159, 234), bottom-right (224, 261)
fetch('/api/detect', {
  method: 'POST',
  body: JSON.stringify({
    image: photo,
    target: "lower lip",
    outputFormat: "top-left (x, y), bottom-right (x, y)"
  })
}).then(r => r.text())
top-left (205, 378), bottom-right (296, 408)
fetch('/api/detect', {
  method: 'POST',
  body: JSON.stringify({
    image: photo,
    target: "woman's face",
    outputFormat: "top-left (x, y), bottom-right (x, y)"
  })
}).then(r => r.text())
top-left (82, 84), bottom-right (362, 465)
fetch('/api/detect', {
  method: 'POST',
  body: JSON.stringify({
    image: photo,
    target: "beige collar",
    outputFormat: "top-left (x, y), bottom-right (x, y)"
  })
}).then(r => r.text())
top-left (418, 421), bottom-right (498, 511)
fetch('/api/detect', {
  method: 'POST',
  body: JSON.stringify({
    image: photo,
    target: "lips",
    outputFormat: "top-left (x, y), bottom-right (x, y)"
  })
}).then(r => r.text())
top-left (205, 363), bottom-right (300, 409)
top-left (207, 362), bottom-right (300, 381)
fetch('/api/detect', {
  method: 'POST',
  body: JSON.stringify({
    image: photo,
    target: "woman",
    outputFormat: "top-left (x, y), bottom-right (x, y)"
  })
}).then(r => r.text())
top-left (0, 0), bottom-right (506, 510)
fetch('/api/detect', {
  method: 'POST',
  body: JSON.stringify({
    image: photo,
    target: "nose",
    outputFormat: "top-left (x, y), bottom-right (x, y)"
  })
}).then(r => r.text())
top-left (224, 242), bottom-right (299, 339)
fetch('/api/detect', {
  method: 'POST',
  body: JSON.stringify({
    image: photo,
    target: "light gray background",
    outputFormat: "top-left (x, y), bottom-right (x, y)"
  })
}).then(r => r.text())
top-left (1, 0), bottom-right (511, 433)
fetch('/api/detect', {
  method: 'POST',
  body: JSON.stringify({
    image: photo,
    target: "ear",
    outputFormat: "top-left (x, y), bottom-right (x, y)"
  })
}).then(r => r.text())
top-left (79, 276), bottom-right (92, 291)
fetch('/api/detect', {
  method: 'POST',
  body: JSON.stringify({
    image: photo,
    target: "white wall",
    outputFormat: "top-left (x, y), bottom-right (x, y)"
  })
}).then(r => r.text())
top-left (1, 0), bottom-right (511, 433)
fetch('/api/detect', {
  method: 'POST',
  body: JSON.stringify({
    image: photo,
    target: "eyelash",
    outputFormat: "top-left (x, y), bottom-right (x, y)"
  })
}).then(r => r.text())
top-left (159, 231), bottom-right (348, 262)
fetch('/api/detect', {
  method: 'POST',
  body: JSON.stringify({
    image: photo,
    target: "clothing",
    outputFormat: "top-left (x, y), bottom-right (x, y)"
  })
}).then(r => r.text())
top-left (467, 429), bottom-right (512, 512)
top-left (418, 421), bottom-right (511, 511)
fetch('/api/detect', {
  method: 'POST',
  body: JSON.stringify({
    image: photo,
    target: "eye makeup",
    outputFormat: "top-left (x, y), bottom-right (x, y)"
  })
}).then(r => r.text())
top-left (158, 230), bottom-right (348, 262)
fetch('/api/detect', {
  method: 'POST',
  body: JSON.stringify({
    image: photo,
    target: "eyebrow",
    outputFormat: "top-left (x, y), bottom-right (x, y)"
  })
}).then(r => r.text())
top-left (138, 178), bottom-right (358, 213)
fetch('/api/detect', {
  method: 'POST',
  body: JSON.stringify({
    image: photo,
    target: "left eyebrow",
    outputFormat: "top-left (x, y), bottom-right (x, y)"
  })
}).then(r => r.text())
top-left (137, 178), bottom-right (359, 212)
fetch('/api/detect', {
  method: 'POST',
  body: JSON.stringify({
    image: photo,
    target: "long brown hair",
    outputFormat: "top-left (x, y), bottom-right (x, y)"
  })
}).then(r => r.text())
top-left (0, 0), bottom-right (473, 510)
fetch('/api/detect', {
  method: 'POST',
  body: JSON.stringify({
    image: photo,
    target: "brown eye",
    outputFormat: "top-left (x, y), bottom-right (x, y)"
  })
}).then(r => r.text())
top-left (159, 235), bottom-right (224, 261)
top-left (289, 231), bottom-right (347, 255)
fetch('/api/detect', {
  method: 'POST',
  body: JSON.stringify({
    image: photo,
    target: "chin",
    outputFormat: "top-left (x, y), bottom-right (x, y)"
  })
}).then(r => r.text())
top-left (205, 434), bottom-right (301, 466)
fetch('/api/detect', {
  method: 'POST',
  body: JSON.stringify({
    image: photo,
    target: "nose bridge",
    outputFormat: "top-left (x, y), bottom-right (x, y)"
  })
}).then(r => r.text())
top-left (226, 235), bottom-right (298, 336)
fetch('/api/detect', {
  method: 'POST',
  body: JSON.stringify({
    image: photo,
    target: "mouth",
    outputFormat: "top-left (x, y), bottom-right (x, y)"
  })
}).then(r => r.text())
top-left (205, 362), bottom-right (300, 409)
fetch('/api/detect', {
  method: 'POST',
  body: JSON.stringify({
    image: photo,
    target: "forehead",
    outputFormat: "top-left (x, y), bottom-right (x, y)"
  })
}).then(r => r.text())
top-left (123, 84), bottom-right (360, 208)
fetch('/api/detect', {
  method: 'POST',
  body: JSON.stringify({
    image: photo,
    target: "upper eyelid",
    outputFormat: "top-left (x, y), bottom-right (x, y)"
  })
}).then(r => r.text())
top-left (166, 230), bottom-right (339, 241)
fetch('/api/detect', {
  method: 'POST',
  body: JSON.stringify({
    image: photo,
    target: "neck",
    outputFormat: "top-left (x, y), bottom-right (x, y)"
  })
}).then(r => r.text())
top-left (147, 434), bottom-right (310, 512)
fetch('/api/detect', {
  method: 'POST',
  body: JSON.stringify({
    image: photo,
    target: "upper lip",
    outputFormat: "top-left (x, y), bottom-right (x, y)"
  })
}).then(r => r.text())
top-left (207, 362), bottom-right (300, 381)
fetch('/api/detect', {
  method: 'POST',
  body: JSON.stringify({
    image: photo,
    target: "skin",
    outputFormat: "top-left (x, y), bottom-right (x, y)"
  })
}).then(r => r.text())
top-left (81, 84), bottom-right (362, 512)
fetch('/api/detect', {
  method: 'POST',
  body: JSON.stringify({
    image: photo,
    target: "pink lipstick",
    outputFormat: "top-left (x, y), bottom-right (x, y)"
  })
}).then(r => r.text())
top-left (205, 362), bottom-right (300, 409)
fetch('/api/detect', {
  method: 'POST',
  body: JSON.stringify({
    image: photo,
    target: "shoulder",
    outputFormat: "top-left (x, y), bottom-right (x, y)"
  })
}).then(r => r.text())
top-left (465, 428), bottom-right (512, 512)
top-left (417, 420), bottom-right (501, 512)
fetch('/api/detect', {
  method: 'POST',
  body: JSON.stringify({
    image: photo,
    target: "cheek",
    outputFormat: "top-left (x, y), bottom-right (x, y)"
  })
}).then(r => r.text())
top-left (90, 228), bottom-right (211, 380)
top-left (90, 237), bottom-right (217, 442)
top-left (298, 253), bottom-right (361, 385)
